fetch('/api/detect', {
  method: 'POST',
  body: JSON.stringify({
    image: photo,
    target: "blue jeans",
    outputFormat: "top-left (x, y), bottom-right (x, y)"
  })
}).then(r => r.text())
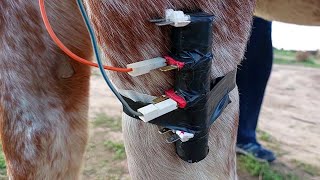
top-left (236, 17), bottom-right (273, 144)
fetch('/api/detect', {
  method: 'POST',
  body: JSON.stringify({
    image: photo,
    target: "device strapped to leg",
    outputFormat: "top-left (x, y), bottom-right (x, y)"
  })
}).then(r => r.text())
top-left (122, 11), bottom-right (237, 163)
top-left (42, 0), bottom-right (237, 164)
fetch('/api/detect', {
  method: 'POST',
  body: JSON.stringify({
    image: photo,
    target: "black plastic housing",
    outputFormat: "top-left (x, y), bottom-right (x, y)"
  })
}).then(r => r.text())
top-left (169, 12), bottom-right (214, 163)
top-left (122, 11), bottom-right (236, 163)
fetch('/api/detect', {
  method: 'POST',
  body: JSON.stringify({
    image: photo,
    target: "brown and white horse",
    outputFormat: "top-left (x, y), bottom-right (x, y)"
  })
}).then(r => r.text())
top-left (0, 0), bottom-right (319, 179)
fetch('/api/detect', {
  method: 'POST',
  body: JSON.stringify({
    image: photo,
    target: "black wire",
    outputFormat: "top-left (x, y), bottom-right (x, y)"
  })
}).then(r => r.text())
top-left (76, 0), bottom-right (143, 117)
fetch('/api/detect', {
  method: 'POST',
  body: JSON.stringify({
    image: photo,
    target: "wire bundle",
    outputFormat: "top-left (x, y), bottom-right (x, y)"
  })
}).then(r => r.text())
top-left (39, 0), bottom-right (143, 116)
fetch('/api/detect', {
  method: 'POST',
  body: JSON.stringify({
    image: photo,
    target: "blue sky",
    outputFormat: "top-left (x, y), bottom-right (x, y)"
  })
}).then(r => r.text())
top-left (272, 22), bottom-right (320, 51)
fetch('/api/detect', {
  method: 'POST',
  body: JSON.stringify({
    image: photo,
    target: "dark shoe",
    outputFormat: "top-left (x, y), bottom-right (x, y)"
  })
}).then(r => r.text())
top-left (236, 142), bottom-right (276, 162)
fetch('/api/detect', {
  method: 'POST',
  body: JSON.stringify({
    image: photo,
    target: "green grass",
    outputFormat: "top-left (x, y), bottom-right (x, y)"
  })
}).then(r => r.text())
top-left (291, 159), bottom-right (320, 176)
top-left (257, 130), bottom-right (272, 142)
top-left (104, 141), bottom-right (126, 160)
top-left (274, 58), bottom-right (320, 68)
top-left (256, 129), bottom-right (289, 158)
top-left (106, 168), bottom-right (128, 180)
top-left (273, 48), bottom-right (320, 68)
top-left (238, 155), bottom-right (298, 180)
top-left (0, 146), bottom-right (7, 177)
top-left (273, 49), bottom-right (297, 57)
top-left (93, 113), bottom-right (122, 131)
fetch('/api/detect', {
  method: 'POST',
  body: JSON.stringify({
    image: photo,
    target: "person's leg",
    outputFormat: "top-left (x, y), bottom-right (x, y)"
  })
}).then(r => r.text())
top-left (236, 17), bottom-right (275, 162)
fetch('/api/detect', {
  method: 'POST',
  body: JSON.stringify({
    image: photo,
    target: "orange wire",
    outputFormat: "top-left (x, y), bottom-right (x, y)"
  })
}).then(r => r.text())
top-left (39, 0), bottom-right (132, 73)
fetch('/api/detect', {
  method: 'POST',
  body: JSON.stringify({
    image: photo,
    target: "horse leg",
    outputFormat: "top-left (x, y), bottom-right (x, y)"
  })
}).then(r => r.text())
top-left (0, 1), bottom-right (91, 179)
top-left (85, 0), bottom-right (254, 179)
top-left (122, 89), bottom-right (239, 179)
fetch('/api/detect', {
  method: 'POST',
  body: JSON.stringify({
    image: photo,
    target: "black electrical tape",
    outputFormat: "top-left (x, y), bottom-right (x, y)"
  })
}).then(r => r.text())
top-left (122, 12), bottom-right (237, 163)
top-left (122, 71), bottom-right (235, 163)
top-left (122, 70), bottom-right (236, 131)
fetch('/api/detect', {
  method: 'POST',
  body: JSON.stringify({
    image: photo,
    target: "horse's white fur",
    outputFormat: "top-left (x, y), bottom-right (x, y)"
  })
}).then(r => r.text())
top-left (84, 1), bottom-right (254, 179)
top-left (122, 88), bottom-right (239, 179)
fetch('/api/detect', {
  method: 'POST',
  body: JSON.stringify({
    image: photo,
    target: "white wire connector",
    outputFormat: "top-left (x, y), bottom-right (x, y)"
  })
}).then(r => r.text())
top-left (150, 9), bottom-right (191, 27)
top-left (127, 57), bottom-right (166, 77)
top-left (175, 130), bottom-right (194, 142)
top-left (138, 99), bottom-right (178, 122)
top-left (165, 9), bottom-right (191, 27)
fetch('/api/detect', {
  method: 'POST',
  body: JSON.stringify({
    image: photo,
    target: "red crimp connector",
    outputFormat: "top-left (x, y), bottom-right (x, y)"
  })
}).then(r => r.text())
top-left (164, 56), bottom-right (185, 69)
top-left (165, 89), bottom-right (187, 108)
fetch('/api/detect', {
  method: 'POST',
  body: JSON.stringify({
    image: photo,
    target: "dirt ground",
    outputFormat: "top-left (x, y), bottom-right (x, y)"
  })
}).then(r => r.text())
top-left (259, 65), bottom-right (320, 175)
top-left (82, 64), bottom-right (320, 180)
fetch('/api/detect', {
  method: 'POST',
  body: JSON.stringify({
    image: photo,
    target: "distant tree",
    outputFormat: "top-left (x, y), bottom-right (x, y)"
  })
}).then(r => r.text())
top-left (296, 51), bottom-right (311, 62)
top-left (316, 49), bottom-right (320, 60)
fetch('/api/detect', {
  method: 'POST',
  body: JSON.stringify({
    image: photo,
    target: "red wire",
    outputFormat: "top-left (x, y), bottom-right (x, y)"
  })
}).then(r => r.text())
top-left (39, 0), bottom-right (133, 73)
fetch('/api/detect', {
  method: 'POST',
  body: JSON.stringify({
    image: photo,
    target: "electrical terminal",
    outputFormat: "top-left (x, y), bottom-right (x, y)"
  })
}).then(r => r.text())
top-left (166, 130), bottom-right (195, 143)
top-left (126, 55), bottom-right (185, 76)
top-left (165, 9), bottom-right (191, 27)
top-left (175, 130), bottom-right (194, 142)
top-left (152, 95), bottom-right (169, 104)
top-left (127, 57), bottom-right (166, 77)
top-left (150, 9), bottom-right (191, 27)
top-left (137, 98), bottom-right (178, 122)
top-left (159, 65), bottom-right (178, 72)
